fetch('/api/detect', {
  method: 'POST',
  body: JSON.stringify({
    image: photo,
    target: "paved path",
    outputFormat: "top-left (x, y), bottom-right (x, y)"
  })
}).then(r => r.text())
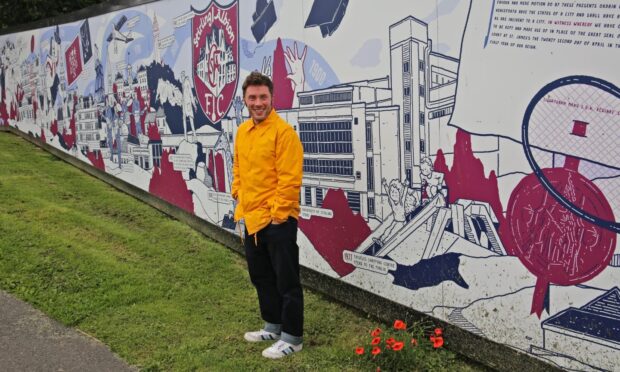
top-left (0, 290), bottom-right (135, 372)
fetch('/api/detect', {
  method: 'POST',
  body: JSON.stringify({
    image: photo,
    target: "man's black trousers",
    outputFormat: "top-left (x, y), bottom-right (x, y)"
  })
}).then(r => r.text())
top-left (244, 217), bottom-right (303, 338)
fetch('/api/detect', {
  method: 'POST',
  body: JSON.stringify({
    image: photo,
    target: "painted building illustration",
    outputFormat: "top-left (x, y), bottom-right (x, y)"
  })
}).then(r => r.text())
top-left (280, 16), bottom-right (457, 224)
top-left (0, 1), bottom-right (618, 370)
top-left (75, 97), bottom-right (102, 151)
top-left (532, 287), bottom-right (620, 371)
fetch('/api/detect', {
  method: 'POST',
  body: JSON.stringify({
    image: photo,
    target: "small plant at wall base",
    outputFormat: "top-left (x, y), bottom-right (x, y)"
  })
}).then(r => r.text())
top-left (354, 319), bottom-right (448, 371)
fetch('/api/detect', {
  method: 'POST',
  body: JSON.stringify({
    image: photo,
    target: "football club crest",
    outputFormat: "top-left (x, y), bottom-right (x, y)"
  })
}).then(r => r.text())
top-left (191, 1), bottom-right (239, 124)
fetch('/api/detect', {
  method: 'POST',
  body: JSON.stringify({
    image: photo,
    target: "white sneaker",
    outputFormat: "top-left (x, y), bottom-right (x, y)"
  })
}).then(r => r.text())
top-left (244, 330), bottom-right (280, 342)
top-left (262, 340), bottom-right (303, 359)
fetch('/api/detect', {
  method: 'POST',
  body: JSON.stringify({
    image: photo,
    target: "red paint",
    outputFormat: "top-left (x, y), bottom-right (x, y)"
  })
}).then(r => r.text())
top-left (564, 119), bottom-right (588, 171)
top-left (503, 117), bottom-right (616, 317)
top-left (298, 189), bottom-right (371, 277)
top-left (64, 37), bottom-right (83, 86)
top-left (149, 149), bottom-right (195, 213)
top-left (9, 85), bottom-right (23, 121)
top-left (563, 157), bottom-right (580, 171)
top-left (0, 100), bottom-right (8, 126)
top-left (271, 38), bottom-right (294, 110)
top-left (504, 168), bottom-right (615, 317)
top-left (208, 150), bottom-right (226, 192)
top-left (434, 130), bottom-right (504, 224)
top-left (61, 103), bottom-right (77, 149)
top-left (570, 120), bottom-right (588, 137)
top-left (40, 128), bottom-right (46, 143)
top-left (113, 83), bottom-right (120, 104)
top-left (147, 123), bottom-right (161, 141)
top-left (87, 150), bottom-right (105, 171)
top-left (10, 101), bottom-right (17, 121)
top-left (0, 74), bottom-right (7, 126)
top-left (190, 2), bottom-right (239, 124)
top-left (50, 119), bottom-right (58, 136)
top-left (129, 111), bottom-right (137, 137)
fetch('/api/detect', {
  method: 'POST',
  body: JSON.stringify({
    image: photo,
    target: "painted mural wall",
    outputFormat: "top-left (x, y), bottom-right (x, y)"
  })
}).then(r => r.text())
top-left (1, 0), bottom-right (618, 370)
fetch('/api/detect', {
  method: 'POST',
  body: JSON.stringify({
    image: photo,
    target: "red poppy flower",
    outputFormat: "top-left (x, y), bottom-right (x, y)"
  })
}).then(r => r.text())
top-left (411, 338), bottom-right (418, 346)
top-left (371, 337), bottom-right (381, 345)
top-left (393, 320), bottom-right (407, 330)
top-left (430, 335), bottom-right (444, 348)
top-left (355, 347), bottom-right (365, 355)
top-left (371, 346), bottom-right (381, 356)
top-left (434, 328), bottom-right (443, 336)
top-left (371, 328), bottom-right (382, 337)
top-left (392, 341), bottom-right (404, 351)
top-left (386, 337), bottom-right (396, 345)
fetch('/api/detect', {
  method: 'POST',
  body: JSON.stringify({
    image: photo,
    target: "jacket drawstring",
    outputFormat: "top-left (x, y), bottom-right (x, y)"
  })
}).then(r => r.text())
top-left (236, 222), bottom-right (258, 247)
top-left (238, 223), bottom-right (244, 246)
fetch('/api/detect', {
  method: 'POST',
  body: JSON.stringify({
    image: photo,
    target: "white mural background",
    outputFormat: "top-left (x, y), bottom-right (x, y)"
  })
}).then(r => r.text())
top-left (1, 1), bottom-right (619, 370)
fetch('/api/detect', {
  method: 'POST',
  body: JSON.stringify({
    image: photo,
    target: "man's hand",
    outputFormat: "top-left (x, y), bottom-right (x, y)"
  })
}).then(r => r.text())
top-left (284, 42), bottom-right (307, 90)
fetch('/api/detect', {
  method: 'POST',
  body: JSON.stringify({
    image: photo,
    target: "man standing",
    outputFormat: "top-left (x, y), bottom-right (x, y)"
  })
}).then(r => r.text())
top-left (232, 72), bottom-right (304, 359)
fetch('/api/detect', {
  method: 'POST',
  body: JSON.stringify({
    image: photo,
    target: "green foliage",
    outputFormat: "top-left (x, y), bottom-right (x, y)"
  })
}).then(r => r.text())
top-left (0, 0), bottom-right (108, 29)
top-left (0, 132), bottom-right (483, 371)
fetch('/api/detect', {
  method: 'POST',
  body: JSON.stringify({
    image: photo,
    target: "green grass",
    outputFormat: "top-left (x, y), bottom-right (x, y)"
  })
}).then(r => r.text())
top-left (0, 132), bottom-right (485, 371)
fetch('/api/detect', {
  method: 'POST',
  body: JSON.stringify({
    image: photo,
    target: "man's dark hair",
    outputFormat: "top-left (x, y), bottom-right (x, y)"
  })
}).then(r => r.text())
top-left (242, 71), bottom-right (273, 96)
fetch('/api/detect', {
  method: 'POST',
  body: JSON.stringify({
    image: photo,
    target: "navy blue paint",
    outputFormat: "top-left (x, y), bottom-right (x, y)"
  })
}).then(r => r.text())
top-left (80, 20), bottom-right (93, 64)
top-left (544, 288), bottom-right (620, 346)
top-left (305, 0), bottom-right (349, 38)
top-left (222, 213), bottom-right (237, 230)
top-left (389, 253), bottom-right (469, 290)
top-left (57, 132), bottom-right (73, 150)
top-left (251, 0), bottom-right (277, 44)
top-left (146, 62), bottom-right (222, 134)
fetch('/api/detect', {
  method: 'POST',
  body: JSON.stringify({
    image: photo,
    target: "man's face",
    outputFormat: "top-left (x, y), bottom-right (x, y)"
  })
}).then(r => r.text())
top-left (244, 84), bottom-right (272, 124)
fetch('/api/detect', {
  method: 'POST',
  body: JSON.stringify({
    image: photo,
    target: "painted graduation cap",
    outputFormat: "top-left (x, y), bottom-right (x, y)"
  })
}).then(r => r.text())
top-left (304, 0), bottom-right (349, 38)
top-left (251, 0), bottom-right (277, 43)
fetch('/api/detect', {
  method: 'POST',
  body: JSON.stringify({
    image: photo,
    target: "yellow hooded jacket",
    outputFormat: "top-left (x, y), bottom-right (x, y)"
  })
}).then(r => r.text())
top-left (232, 109), bottom-right (303, 235)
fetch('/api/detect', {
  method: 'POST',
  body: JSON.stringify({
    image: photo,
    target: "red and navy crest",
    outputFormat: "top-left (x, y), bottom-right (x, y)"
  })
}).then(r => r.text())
top-left (191, 1), bottom-right (239, 124)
